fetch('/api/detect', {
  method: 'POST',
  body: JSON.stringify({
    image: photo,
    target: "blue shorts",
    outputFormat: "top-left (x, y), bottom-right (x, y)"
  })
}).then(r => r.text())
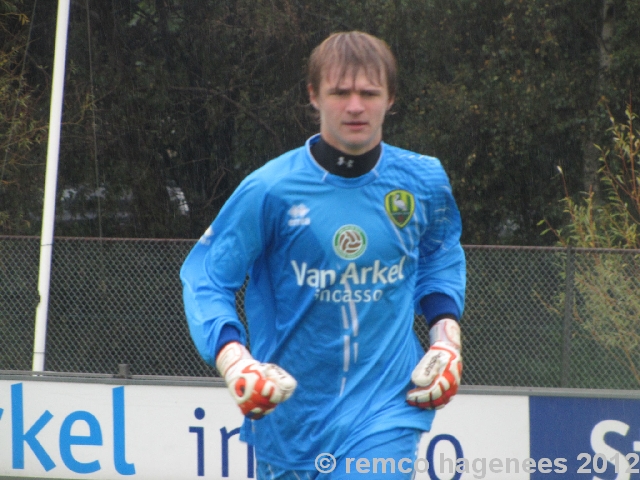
top-left (256, 428), bottom-right (421, 479)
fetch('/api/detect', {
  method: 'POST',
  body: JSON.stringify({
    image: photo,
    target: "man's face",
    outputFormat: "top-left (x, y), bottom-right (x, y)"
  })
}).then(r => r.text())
top-left (308, 67), bottom-right (394, 156)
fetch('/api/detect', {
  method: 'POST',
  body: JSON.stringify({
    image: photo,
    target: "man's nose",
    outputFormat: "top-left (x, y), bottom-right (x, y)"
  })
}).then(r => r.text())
top-left (346, 93), bottom-right (365, 113)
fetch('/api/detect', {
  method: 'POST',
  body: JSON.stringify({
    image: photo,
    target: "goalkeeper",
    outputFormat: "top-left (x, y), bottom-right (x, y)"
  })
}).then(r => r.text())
top-left (181, 30), bottom-right (465, 479)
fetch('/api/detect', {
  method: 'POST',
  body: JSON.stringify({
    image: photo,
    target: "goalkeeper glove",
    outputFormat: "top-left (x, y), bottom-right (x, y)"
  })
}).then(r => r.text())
top-left (216, 341), bottom-right (297, 419)
top-left (407, 318), bottom-right (462, 410)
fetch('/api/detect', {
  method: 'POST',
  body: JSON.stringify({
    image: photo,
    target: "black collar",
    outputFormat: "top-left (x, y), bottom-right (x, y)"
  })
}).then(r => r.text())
top-left (310, 137), bottom-right (381, 178)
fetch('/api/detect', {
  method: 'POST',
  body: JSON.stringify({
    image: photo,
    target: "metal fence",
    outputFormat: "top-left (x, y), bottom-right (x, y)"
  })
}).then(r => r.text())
top-left (1, 236), bottom-right (639, 389)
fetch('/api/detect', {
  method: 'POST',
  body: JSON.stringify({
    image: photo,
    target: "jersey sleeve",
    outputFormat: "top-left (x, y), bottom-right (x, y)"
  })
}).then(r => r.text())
top-left (414, 165), bottom-right (466, 320)
top-left (180, 174), bottom-right (267, 366)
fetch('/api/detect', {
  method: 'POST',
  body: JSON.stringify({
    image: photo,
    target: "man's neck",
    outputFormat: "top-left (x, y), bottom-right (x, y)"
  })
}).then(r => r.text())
top-left (310, 137), bottom-right (381, 178)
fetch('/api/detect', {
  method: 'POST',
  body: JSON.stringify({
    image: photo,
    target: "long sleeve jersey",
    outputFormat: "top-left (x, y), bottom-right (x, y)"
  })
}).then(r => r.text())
top-left (180, 134), bottom-right (466, 470)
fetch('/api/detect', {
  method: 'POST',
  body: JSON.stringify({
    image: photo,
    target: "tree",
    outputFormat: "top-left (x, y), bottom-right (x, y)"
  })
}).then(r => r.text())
top-left (0, 0), bottom-right (48, 233)
top-left (2, 0), bottom-right (639, 245)
top-left (385, 0), bottom-right (605, 244)
top-left (542, 105), bottom-right (640, 386)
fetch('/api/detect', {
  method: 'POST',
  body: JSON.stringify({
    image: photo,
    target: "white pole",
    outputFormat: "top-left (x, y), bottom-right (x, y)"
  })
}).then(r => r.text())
top-left (32, 0), bottom-right (71, 372)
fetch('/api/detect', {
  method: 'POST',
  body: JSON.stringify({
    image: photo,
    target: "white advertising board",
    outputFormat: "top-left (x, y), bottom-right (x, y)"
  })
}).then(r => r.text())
top-left (0, 380), bottom-right (251, 479)
top-left (2, 378), bottom-right (639, 479)
top-left (419, 394), bottom-right (530, 479)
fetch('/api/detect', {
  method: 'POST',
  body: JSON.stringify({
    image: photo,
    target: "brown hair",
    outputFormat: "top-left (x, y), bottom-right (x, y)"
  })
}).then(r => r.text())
top-left (307, 31), bottom-right (397, 99)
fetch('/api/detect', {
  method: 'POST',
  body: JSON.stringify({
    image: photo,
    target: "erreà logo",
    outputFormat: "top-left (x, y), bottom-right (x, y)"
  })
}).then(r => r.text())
top-left (333, 225), bottom-right (367, 260)
top-left (385, 189), bottom-right (415, 228)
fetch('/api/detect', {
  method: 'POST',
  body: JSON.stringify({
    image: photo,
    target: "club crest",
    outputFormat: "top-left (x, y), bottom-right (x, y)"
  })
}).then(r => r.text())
top-left (385, 190), bottom-right (415, 228)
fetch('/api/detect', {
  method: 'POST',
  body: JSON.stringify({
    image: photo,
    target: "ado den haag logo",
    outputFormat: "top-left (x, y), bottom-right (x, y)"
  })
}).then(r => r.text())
top-left (385, 189), bottom-right (415, 228)
top-left (333, 225), bottom-right (367, 260)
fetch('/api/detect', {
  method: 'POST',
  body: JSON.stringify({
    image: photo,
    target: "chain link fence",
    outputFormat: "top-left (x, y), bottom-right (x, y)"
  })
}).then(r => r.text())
top-left (1, 236), bottom-right (639, 389)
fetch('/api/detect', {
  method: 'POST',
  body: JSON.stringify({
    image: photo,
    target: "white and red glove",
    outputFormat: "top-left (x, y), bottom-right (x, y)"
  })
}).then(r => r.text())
top-left (216, 342), bottom-right (297, 419)
top-left (407, 318), bottom-right (462, 410)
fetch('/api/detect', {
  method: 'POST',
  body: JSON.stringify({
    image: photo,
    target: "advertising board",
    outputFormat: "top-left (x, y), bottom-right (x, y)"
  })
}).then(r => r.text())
top-left (1, 377), bottom-right (639, 479)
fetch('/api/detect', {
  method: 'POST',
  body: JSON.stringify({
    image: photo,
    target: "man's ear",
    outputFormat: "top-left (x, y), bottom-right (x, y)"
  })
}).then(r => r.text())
top-left (307, 83), bottom-right (319, 110)
top-left (387, 96), bottom-right (395, 112)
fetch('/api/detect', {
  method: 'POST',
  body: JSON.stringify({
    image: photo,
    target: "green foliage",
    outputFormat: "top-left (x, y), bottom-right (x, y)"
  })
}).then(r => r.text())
top-left (604, 0), bottom-right (640, 116)
top-left (545, 106), bottom-right (639, 248)
top-left (572, 252), bottom-right (640, 385)
top-left (542, 106), bottom-right (640, 385)
top-left (388, 0), bottom-right (602, 244)
top-left (0, 1), bottom-right (47, 234)
top-left (2, 0), bottom-right (640, 243)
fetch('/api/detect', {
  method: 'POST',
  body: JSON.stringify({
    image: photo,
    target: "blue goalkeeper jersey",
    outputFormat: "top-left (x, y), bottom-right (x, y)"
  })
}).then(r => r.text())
top-left (180, 134), bottom-right (466, 470)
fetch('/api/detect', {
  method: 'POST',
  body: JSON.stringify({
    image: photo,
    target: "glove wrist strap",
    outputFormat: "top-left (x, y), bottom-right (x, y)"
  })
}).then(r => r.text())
top-left (216, 341), bottom-right (252, 376)
top-left (429, 318), bottom-right (461, 351)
